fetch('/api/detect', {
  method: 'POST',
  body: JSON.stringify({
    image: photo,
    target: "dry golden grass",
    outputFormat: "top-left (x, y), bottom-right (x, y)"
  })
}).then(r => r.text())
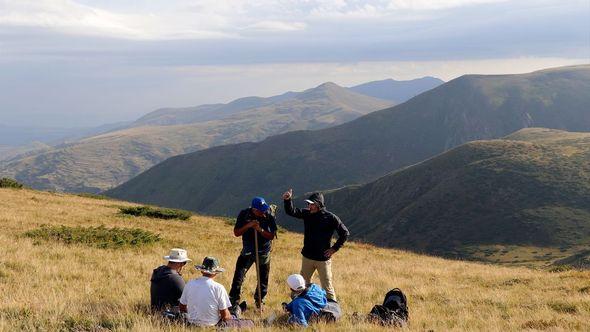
top-left (1, 188), bottom-right (589, 331)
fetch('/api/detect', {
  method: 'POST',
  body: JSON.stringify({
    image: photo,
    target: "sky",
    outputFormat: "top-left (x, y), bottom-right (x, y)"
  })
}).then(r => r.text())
top-left (0, 0), bottom-right (589, 127)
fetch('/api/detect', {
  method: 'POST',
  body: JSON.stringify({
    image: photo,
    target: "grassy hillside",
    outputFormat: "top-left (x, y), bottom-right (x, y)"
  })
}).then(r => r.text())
top-left (1, 188), bottom-right (589, 331)
top-left (302, 128), bottom-right (589, 267)
top-left (107, 65), bottom-right (590, 216)
top-left (0, 83), bottom-right (392, 193)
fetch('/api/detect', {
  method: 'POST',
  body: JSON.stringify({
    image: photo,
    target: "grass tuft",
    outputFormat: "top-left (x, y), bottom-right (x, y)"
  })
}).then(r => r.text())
top-left (24, 225), bottom-right (161, 249)
top-left (549, 302), bottom-right (578, 314)
top-left (548, 265), bottom-right (574, 273)
top-left (120, 205), bottom-right (192, 220)
top-left (521, 319), bottom-right (559, 330)
top-left (0, 178), bottom-right (23, 189)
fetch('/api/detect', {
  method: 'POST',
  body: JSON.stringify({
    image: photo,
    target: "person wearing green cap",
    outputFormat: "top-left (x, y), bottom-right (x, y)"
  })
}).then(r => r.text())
top-left (179, 256), bottom-right (231, 326)
top-left (229, 196), bottom-right (277, 309)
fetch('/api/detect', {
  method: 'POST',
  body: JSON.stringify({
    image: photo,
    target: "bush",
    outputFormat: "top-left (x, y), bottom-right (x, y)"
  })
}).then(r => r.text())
top-left (119, 206), bottom-right (191, 220)
top-left (0, 178), bottom-right (23, 189)
top-left (24, 225), bottom-right (161, 249)
top-left (76, 193), bottom-right (111, 200)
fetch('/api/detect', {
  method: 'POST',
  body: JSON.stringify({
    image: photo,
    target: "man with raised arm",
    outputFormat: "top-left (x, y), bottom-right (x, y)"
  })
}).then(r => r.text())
top-left (282, 189), bottom-right (349, 302)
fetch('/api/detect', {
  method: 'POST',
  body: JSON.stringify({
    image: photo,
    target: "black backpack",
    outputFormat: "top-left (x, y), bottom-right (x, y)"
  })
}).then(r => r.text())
top-left (368, 288), bottom-right (409, 327)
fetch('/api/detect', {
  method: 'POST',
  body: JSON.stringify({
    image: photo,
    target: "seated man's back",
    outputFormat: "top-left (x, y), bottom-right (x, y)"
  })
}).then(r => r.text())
top-left (150, 248), bottom-right (191, 311)
top-left (180, 276), bottom-right (231, 326)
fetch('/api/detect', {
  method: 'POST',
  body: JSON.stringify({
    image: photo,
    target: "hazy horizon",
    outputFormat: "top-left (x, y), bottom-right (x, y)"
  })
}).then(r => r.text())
top-left (1, 0), bottom-right (588, 127)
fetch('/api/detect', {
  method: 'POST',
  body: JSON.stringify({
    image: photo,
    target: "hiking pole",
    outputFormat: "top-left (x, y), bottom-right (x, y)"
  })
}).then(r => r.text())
top-left (254, 229), bottom-right (263, 314)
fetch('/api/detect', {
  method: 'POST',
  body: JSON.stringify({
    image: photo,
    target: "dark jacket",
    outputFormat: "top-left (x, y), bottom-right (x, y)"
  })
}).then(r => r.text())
top-left (284, 192), bottom-right (350, 261)
top-left (235, 208), bottom-right (277, 255)
top-left (150, 265), bottom-right (185, 310)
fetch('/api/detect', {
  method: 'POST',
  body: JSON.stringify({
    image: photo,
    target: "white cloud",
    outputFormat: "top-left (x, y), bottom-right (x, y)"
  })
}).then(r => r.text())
top-left (0, 0), bottom-right (519, 39)
top-left (245, 20), bottom-right (307, 32)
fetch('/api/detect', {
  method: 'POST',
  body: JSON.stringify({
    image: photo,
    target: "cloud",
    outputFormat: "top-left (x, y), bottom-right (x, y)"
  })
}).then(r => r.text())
top-left (245, 20), bottom-right (307, 32)
top-left (0, 0), bottom-right (526, 39)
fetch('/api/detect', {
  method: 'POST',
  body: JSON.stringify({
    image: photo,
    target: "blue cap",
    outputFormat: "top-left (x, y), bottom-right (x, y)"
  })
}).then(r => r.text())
top-left (251, 197), bottom-right (270, 212)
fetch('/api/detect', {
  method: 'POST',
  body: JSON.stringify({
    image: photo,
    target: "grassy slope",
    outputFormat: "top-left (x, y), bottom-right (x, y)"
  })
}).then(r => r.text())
top-left (1, 188), bottom-right (589, 331)
top-left (105, 65), bottom-right (590, 216)
top-left (0, 83), bottom-right (391, 193)
top-left (310, 128), bottom-right (590, 267)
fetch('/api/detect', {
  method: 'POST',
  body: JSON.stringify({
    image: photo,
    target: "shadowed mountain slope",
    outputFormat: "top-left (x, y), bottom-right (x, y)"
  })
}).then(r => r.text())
top-left (306, 128), bottom-right (590, 266)
top-left (106, 65), bottom-right (590, 216)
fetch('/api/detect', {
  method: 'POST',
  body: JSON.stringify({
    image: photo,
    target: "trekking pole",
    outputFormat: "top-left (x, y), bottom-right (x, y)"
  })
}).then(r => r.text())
top-left (254, 230), bottom-right (263, 314)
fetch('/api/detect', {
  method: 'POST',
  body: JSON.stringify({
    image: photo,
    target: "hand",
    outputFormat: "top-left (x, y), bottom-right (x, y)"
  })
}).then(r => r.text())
top-left (282, 188), bottom-right (293, 200)
top-left (324, 248), bottom-right (336, 259)
top-left (281, 302), bottom-right (289, 312)
top-left (253, 222), bottom-right (263, 232)
top-left (247, 220), bottom-right (259, 229)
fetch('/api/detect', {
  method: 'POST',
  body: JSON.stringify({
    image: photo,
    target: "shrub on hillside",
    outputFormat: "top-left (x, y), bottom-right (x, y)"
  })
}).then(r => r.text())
top-left (77, 193), bottom-right (111, 200)
top-left (119, 206), bottom-right (191, 220)
top-left (24, 225), bottom-right (161, 249)
top-left (0, 178), bottom-right (23, 189)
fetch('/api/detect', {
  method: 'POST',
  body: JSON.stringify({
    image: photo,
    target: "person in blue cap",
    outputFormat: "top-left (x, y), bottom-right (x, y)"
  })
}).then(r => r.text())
top-left (229, 196), bottom-right (277, 309)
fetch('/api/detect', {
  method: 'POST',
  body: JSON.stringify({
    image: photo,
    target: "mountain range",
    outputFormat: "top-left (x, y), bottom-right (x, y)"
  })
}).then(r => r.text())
top-left (2, 78), bottom-right (445, 192)
top-left (349, 76), bottom-right (443, 102)
top-left (305, 128), bottom-right (589, 266)
top-left (106, 65), bottom-right (590, 217)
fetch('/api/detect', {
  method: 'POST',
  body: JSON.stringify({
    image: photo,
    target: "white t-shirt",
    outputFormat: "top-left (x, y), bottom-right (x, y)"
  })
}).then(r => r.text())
top-left (179, 276), bottom-right (231, 326)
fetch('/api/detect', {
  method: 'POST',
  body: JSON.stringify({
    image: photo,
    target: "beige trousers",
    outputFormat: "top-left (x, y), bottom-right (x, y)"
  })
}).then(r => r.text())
top-left (300, 256), bottom-right (336, 301)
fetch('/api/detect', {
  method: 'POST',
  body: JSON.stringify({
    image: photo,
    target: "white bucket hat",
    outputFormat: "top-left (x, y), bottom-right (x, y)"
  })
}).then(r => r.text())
top-left (287, 274), bottom-right (306, 291)
top-left (164, 248), bottom-right (192, 263)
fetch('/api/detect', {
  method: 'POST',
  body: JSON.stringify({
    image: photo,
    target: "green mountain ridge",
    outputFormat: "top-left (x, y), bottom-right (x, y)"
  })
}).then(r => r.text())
top-left (106, 65), bottom-right (590, 217)
top-left (0, 82), bottom-right (394, 192)
top-left (309, 128), bottom-right (590, 267)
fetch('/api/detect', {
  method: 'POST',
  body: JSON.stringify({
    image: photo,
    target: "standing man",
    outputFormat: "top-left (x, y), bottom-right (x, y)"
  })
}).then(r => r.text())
top-left (229, 197), bottom-right (277, 309)
top-left (150, 248), bottom-right (191, 313)
top-left (283, 189), bottom-right (349, 302)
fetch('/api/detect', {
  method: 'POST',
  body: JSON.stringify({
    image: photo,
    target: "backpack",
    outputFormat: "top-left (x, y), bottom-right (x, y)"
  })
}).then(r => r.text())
top-left (368, 288), bottom-right (409, 327)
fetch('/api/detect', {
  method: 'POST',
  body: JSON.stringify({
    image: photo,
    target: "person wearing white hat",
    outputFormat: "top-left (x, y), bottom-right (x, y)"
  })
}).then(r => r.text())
top-left (150, 248), bottom-right (191, 312)
top-left (282, 274), bottom-right (327, 327)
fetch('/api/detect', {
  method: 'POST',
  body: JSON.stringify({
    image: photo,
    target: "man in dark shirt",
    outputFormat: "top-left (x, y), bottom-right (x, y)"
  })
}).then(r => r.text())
top-left (229, 197), bottom-right (277, 309)
top-left (150, 248), bottom-right (191, 312)
top-left (283, 189), bottom-right (349, 302)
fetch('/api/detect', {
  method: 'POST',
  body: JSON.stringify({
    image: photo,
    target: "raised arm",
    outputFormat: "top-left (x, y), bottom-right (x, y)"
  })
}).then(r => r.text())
top-left (283, 189), bottom-right (305, 219)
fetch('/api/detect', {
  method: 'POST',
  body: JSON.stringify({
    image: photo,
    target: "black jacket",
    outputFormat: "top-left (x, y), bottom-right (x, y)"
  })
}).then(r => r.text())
top-left (284, 193), bottom-right (349, 261)
top-left (235, 208), bottom-right (277, 255)
top-left (150, 265), bottom-right (185, 310)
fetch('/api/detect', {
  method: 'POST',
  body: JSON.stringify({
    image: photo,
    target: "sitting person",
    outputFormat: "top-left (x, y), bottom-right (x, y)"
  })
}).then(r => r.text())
top-left (283, 274), bottom-right (327, 327)
top-left (180, 256), bottom-right (254, 328)
top-left (150, 248), bottom-right (191, 313)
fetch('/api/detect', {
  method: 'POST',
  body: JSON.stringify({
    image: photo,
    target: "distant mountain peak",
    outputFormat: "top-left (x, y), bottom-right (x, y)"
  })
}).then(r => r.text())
top-left (315, 81), bottom-right (341, 89)
top-left (350, 76), bottom-right (444, 103)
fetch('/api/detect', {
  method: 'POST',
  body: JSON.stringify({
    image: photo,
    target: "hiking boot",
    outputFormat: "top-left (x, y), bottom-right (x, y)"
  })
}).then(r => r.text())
top-left (239, 301), bottom-right (247, 313)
